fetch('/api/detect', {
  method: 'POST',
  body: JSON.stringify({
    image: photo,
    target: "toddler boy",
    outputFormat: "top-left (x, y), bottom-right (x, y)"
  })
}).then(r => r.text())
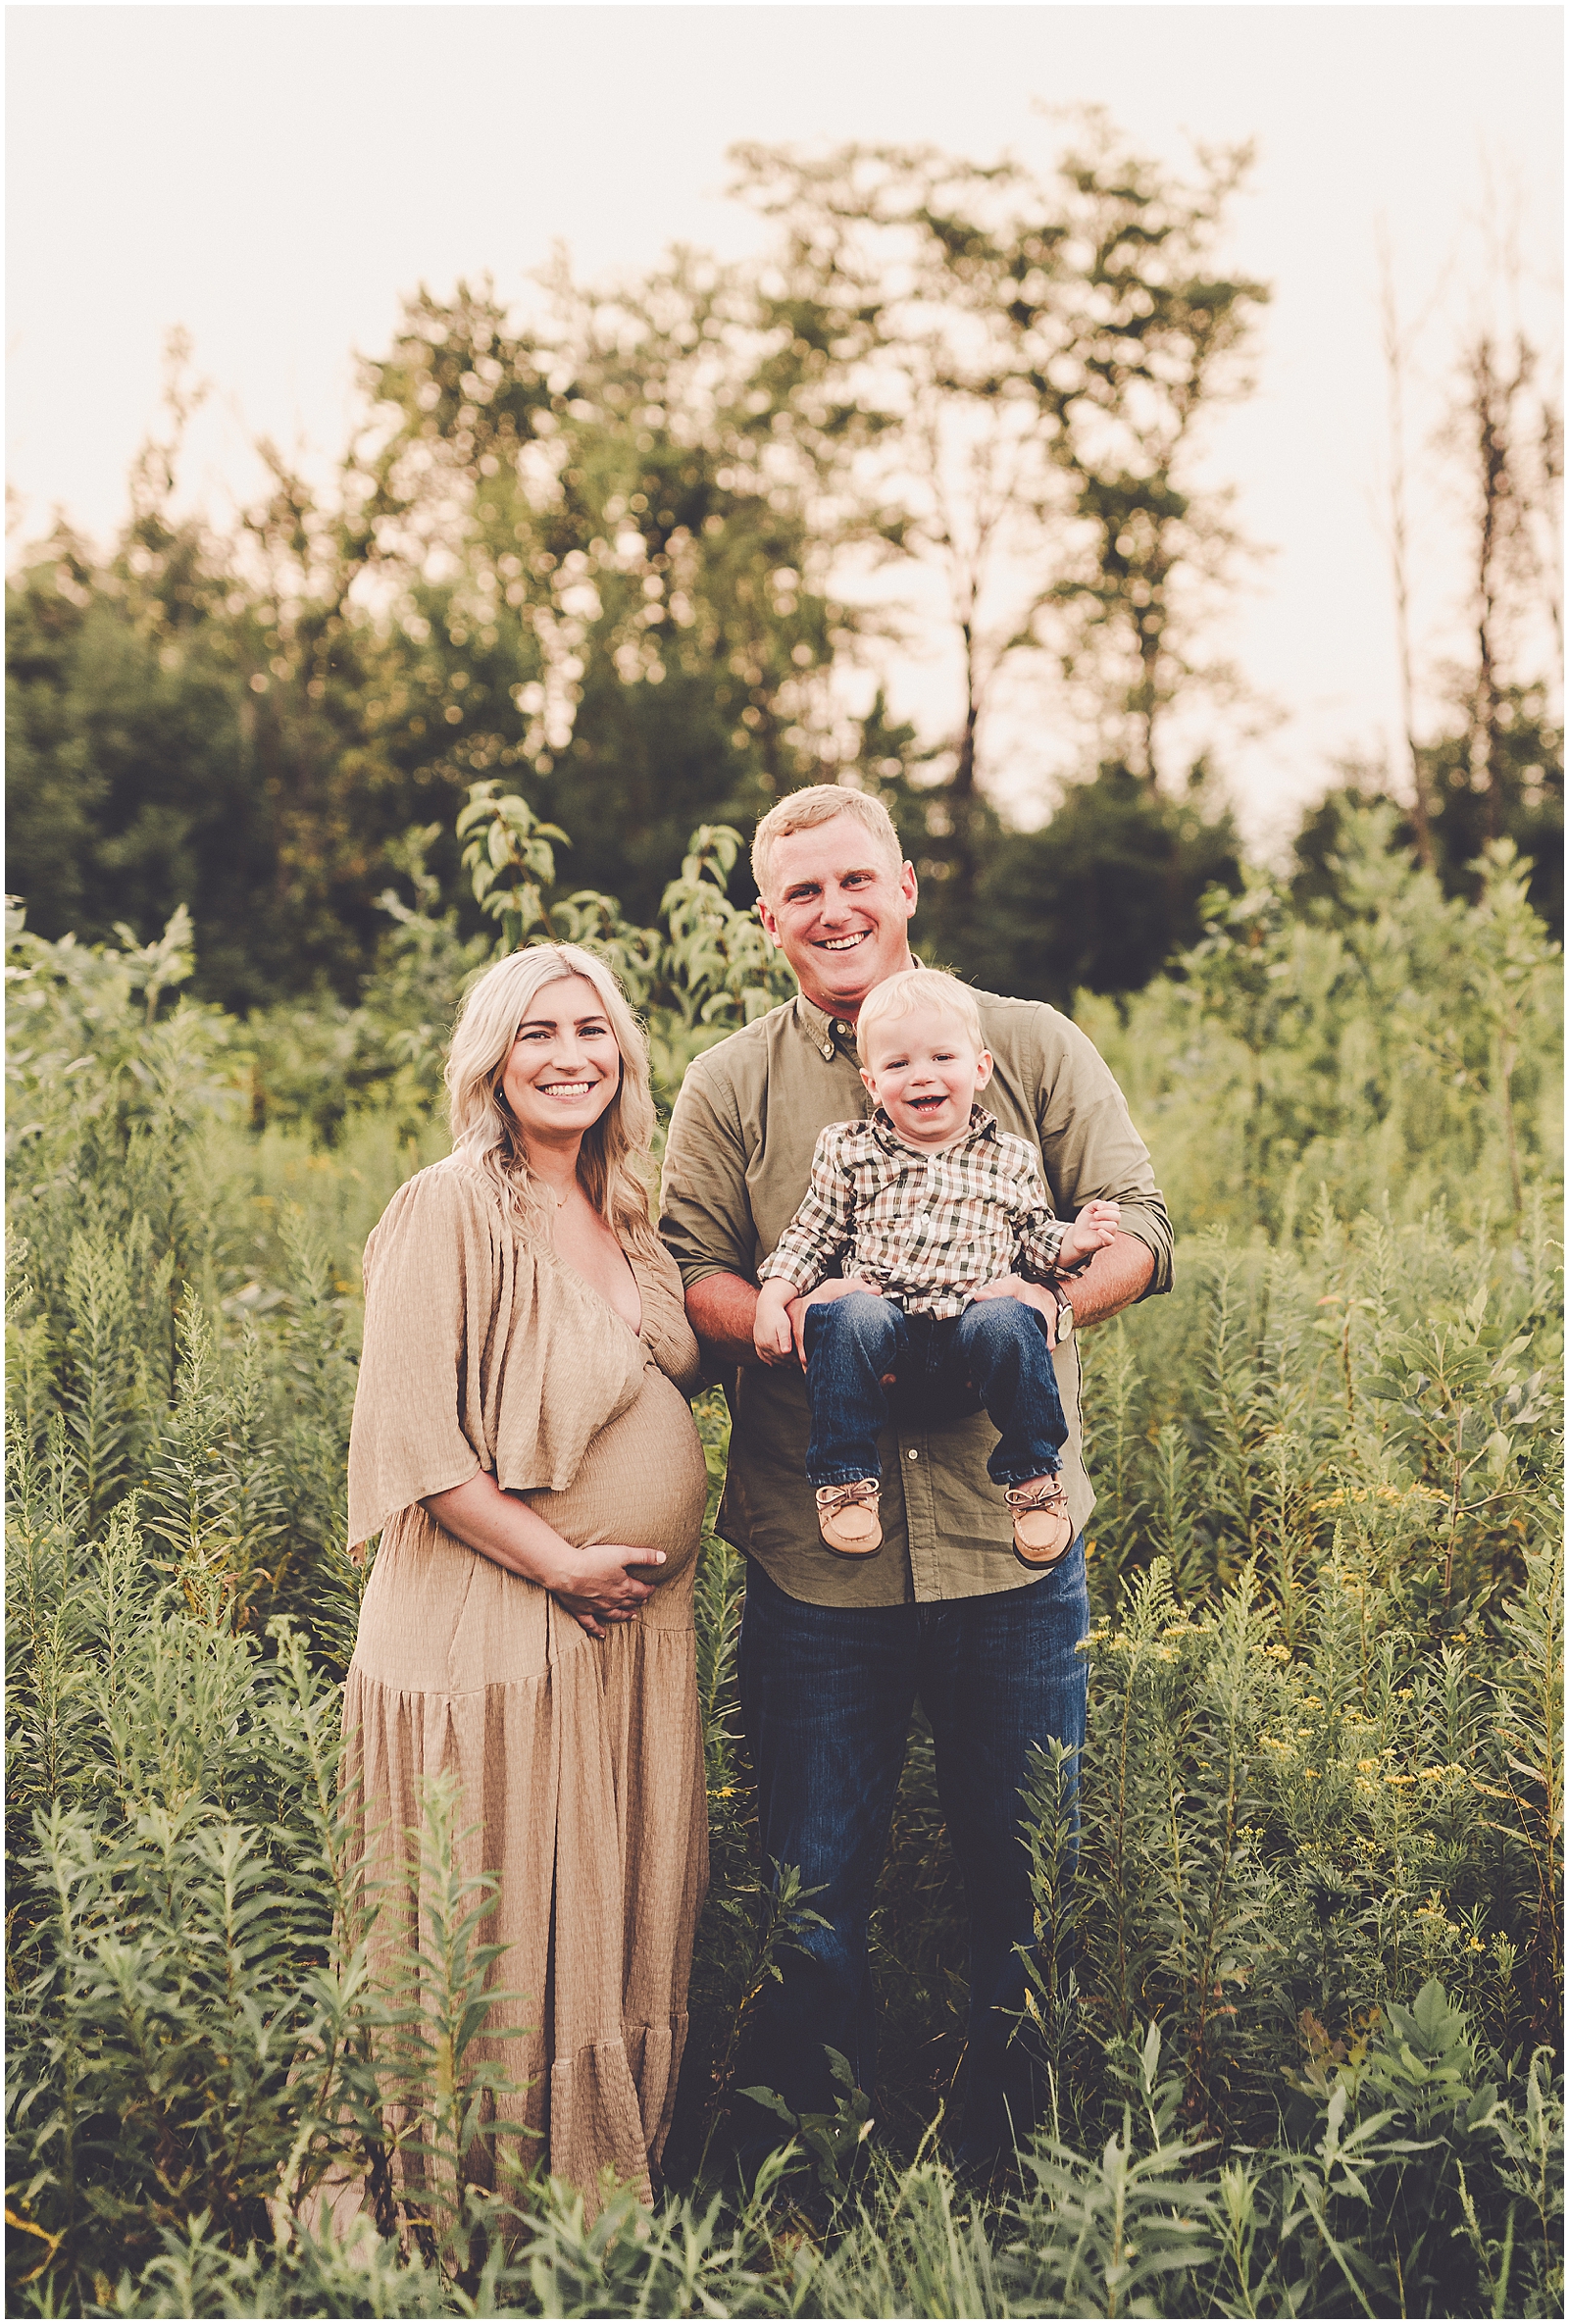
top-left (753, 967), bottom-right (1120, 1565)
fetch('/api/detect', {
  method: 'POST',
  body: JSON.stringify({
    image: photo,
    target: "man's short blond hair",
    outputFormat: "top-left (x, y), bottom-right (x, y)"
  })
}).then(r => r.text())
top-left (750, 783), bottom-right (904, 900)
top-left (857, 967), bottom-right (985, 1061)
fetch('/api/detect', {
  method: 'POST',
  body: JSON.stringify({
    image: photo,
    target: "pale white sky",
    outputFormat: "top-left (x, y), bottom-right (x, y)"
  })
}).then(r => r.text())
top-left (6, 2), bottom-right (1563, 848)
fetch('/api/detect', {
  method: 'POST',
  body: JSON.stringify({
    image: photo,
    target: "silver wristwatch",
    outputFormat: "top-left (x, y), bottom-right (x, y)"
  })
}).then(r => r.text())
top-left (1054, 1290), bottom-right (1075, 1339)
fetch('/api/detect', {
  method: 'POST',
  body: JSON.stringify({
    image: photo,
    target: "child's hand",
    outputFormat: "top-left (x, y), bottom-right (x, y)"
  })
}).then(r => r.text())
top-left (1058, 1198), bottom-right (1122, 1268)
top-left (753, 1281), bottom-right (798, 1366)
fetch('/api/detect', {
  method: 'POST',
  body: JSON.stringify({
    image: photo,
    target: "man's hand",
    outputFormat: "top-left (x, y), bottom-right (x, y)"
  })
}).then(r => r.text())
top-left (972, 1231), bottom-right (1156, 1349)
top-left (972, 1273), bottom-right (1064, 1346)
top-left (753, 1279), bottom-right (799, 1366)
top-left (785, 1275), bottom-right (880, 1369)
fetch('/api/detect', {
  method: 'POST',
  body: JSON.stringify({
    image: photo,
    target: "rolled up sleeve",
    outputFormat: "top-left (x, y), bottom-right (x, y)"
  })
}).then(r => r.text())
top-left (659, 1055), bottom-right (757, 1289)
top-left (1035, 1014), bottom-right (1174, 1298)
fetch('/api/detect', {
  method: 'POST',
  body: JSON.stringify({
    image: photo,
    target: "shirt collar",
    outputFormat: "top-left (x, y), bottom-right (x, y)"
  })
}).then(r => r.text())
top-left (793, 989), bottom-right (854, 1061)
top-left (870, 1102), bottom-right (998, 1158)
top-left (793, 958), bottom-right (928, 1062)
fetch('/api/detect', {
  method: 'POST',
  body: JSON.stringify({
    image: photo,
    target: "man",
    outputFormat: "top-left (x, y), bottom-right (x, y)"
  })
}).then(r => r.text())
top-left (659, 784), bottom-right (1172, 2169)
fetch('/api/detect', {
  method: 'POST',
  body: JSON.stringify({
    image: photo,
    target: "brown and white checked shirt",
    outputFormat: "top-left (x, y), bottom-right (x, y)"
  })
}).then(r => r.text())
top-left (660, 985), bottom-right (1173, 1607)
top-left (756, 1104), bottom-right (1070, 1319)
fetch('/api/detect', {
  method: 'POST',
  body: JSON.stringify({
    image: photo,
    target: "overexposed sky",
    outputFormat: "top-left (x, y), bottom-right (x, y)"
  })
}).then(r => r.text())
top-left (7, 2), bottom-right (1563, 846)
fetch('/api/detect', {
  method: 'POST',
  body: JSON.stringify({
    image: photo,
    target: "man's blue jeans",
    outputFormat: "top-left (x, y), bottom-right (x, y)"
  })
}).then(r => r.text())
top-left (803, 1292), bottom-right (1069, 1490)
top-left (734, 1546), bottom-right (1089, 2163)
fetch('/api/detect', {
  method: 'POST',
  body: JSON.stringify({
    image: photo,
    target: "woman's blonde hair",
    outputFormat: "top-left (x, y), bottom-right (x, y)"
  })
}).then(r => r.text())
top-left (445, 943), bottom-right (662, 1256)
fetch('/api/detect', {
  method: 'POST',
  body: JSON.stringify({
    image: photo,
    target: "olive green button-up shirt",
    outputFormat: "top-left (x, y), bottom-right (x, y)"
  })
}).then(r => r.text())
top-left (659, 986), bottom-right (1173, 1607)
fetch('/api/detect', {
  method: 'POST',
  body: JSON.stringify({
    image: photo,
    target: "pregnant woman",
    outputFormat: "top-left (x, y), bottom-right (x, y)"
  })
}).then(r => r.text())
top-left (344, 942), bottom-right (709, 2209)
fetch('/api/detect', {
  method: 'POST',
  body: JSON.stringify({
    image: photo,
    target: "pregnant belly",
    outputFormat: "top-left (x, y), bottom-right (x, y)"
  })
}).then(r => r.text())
top-left (518, 1366), bottom-right (708, 1584)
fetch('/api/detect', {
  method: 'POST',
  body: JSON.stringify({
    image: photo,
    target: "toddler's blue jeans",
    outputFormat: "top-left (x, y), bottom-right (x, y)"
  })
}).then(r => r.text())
top-left (802, 1290), bottom-right (1069, 1490)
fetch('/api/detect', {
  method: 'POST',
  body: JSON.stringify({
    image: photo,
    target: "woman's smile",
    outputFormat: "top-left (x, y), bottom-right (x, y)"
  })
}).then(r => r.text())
top-left (501, 974), bottom-right (623, 1145)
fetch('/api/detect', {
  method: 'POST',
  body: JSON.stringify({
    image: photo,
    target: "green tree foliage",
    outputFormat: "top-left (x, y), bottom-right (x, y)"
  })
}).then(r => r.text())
top-left (8, 122), bottom-right (1267, 1016)
top-left (5, 534), bottom-right (277, 1012)
top-left (1084, 808), bottom-right (1562, 1238)
top-left (341, 261), bottom-right (879, 922)
top-left (966, 762), bottom-right (1241, 1005)
top-left (734, 116), bottom-right (1267, 919)
top-left (1294, 688), bottom-right (1565, 943)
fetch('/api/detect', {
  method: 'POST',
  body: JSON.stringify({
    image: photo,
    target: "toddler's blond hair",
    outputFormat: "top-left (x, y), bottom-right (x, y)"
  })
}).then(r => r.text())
top-left (857, 967), bottom-right (985, 1061)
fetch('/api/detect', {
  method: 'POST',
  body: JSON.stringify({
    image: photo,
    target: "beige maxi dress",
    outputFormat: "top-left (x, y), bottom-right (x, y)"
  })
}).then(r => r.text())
top-left (342, 1155), bottom-right (710, 2206)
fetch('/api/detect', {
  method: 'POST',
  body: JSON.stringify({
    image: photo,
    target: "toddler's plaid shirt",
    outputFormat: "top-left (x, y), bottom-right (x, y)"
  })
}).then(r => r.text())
top-left (757, 1104), bottom-right (1070, 1318)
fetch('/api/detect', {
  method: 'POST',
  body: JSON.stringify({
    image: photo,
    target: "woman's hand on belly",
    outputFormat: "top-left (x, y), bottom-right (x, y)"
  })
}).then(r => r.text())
top-left (549, 1541), bottom-right (668, 1637)
top-left (420, 1472), bottom-right (665, 1639)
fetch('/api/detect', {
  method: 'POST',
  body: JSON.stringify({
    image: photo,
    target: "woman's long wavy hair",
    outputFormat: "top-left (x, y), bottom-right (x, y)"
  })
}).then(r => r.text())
top-left (445, 943), bottom-right (663, 1257)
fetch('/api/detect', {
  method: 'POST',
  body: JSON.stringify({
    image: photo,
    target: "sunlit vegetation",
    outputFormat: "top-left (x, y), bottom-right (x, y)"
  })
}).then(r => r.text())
top-left (5, 776), bottom-right (1561, 2314)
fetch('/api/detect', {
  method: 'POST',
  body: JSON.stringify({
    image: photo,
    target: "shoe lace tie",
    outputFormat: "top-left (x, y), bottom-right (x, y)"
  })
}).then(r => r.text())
top-left (1005, 1479), bottom-right (1067, 1511)
top-left (819, 1480), bottom-right (880, 1515)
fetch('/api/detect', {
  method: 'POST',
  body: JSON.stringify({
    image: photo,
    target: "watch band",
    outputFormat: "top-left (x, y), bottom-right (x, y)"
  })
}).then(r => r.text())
top-left (1055, 1290), bottom-right (1075, 1339)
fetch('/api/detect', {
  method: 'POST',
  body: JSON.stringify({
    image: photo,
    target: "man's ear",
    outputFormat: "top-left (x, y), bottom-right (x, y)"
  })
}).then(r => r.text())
top-left (974, 1049), bottom-right (994, 1090)
top-left (755, 895), bottom-right (780, 948)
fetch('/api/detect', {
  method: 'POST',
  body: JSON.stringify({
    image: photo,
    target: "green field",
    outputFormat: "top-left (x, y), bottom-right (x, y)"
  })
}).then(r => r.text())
top-left (6, 803), bottom-right (1562, 2317)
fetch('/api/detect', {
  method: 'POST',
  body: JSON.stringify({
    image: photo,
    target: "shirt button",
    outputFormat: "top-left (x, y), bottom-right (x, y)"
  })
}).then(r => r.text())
top-left (907, 1448), bottom-right (919, 1462)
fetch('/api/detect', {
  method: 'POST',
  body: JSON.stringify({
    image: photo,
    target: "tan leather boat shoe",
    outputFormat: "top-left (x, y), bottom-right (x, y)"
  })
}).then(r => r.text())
top-left (1005, 1478), bottom-right (1074, 1569)
top-left (816, 1479), bottom-right (884, 1558)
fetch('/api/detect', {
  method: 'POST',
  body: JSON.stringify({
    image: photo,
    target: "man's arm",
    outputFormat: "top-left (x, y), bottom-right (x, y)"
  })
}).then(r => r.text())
top-left (1031, 1009), bottom-right (1174, 1301)
top-left (661, 1053), bottom-right (771, 1372)
top-left (1060, 1232), bottom-right (1154, 1326)
top-left (686, 1271), bottom-right (765, 1371)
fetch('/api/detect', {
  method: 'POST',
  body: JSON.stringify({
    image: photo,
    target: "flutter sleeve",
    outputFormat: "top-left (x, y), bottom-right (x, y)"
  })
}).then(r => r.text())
top-left (346, 1163), bottom-right (507, 1548)
top-left (636, 1238), bottom-right (707, 1398)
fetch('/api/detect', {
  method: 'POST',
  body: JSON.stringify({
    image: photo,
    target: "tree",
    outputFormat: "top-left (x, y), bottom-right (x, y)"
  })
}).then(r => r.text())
top-left (1342, 229), bottom-right (1563, 938)
top-left (1450, 327), bottom-right (1558, 839)
top-left (343, 262), bottom-right (885, 921)
top-left (7, 124), bottom-right (1269, 1007)
top-left (1291, 686), bottom-right (1563, 944)
top-left (734, 119), bottom-right (1267, 929)
top-left (4, 374), bottom-right (526, 1010)
top-left (966, 762), bottom-right (1240, 1006)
